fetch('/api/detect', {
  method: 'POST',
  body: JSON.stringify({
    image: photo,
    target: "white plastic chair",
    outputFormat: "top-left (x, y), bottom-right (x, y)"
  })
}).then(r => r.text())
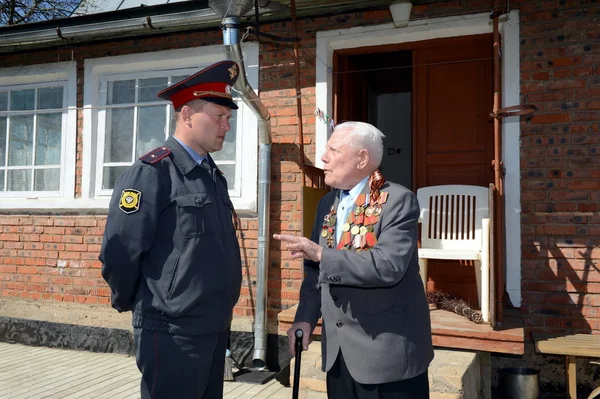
top-left (416, 185), bottom-right (491, 323)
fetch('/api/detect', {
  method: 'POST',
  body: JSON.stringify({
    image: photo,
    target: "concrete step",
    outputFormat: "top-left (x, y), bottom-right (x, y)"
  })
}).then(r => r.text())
top-left (290, 341), bottom-right (491, 399)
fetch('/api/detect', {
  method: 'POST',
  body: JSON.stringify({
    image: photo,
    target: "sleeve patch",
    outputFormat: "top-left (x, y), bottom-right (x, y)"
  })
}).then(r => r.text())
top-left (119, 189), bottom-right (141, 214)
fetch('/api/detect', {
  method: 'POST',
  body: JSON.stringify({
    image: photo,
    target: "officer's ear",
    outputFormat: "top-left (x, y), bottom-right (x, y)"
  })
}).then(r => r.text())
top-left (180, 105), bottom-right (195, 126)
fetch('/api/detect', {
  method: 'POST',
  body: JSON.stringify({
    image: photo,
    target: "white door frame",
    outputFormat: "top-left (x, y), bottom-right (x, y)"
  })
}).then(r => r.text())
top-left (314, 10), bottom-right (522, 306)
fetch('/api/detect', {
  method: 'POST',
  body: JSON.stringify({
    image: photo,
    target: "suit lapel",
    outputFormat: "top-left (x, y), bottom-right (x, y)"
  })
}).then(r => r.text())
top-left (318, 191), bottom-right (341, 248)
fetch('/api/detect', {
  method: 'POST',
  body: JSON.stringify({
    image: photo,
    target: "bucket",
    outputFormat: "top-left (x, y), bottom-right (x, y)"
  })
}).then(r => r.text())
top-left (499, 367), bottom-right (540, 399)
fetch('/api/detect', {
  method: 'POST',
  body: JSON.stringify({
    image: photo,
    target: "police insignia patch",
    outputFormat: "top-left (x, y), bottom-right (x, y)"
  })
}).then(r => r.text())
top-left (119, 189), bottom-right (141, 214)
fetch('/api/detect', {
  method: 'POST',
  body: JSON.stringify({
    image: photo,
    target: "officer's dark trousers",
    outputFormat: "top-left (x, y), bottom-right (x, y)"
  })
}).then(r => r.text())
top-left (326, 351), bottom-right (430, 399)
top-left (134, 328), bottom-right (228, 399)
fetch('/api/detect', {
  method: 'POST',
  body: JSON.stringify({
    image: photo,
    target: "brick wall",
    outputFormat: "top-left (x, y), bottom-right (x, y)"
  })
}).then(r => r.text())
top-left (517, 0), bottom-right (600, 335)
top-left (0, 10), bottom-right (391, 332)
top-left (0, 216), bottom-right (108, 303)
top-left (1, 0), bottom-right (599, 338)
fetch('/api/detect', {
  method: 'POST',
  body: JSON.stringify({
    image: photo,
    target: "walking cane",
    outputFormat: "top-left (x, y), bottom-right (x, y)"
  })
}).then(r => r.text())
top-left (292, 329), bottom-right (304, 399)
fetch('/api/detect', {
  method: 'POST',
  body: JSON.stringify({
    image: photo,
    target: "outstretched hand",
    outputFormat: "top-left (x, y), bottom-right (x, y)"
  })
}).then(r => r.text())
top-left (273, 234), bottom-right (323, 262)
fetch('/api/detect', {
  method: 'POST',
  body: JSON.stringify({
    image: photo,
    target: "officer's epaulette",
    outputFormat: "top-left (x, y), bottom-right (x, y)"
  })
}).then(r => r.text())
top-left (139, 147), bottom-right (171, 164)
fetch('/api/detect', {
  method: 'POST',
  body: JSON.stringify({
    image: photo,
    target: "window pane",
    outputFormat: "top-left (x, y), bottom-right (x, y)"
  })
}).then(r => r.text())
top-left (169, 113), bottom-right (176, 136)
top-left (210, 118), bottom-right (236, 161)
top-left (172, 75), bottom-right (188, 85)
top-left (0, 170), bottom-right (4, 191)
top-left (137, 106), bottom-right (166, 156)
top-left (36, 113), bottom-right (62, 165)
top-left (0, 92), bottom-right (7, 111)
top-left (34, 168), bottom-right (60, 191)
top-left (0, 117), bottom-right (6, 166)
top-left (217, 164), bottom-right (236, 191)
top-left (10, 89), bottom-right (35, 111)
top-left (103, 166), bottom-right (128, 190)
top-left (9, 115), bottom-right (34, 166)
top-left (38, 87), bottom-right (63, 110)
top-left (108, 80), bottom-right (135, 105)
top-left (104, 107), bottom-right (134, 162)
top-left (8, 169), bottom-right (31, 191)
top-left (139, 78), bottom-right (167, 103)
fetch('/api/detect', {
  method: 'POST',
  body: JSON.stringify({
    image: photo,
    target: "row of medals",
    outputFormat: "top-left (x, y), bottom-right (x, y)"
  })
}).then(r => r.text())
top-left (322, 202), bottom-right (382, 248)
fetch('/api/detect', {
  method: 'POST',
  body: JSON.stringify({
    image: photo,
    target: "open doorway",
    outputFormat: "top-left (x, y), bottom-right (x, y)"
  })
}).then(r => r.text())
top-left (335, 50), bottom-right (413, 188)
top-left (334, 34), bottom-right (495, 307)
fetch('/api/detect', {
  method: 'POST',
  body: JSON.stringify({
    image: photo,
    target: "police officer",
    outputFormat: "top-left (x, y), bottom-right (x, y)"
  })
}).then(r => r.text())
top-left (100, 61), bottom-right (243, 399)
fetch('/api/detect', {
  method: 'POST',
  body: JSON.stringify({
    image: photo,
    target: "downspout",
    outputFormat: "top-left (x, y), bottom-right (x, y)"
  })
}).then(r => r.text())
top-left (209, 0), bottom-right (272, 370)
top-left (492, 13), bottom-right (505, 325)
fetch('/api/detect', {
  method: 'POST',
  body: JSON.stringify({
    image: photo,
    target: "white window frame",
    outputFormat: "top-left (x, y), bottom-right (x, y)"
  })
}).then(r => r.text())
top-left (0, 62), bottom-right (77, 207)
top-left (315, 11), bottom-right (522, 306)
top-left (83, 44), bottom-right (259, 211)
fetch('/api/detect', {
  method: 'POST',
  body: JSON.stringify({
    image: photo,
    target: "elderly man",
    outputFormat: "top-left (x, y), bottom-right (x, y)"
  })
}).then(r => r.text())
top-left (274, 121), bottom-right (433, 399)
top-left (100, 61), bottom-right (242, 399)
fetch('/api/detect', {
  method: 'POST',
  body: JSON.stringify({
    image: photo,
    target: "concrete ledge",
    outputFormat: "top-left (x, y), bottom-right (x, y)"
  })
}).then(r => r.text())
top-left (0, 316), bottom-right (135, 355)
top-left (430, 349), bottom-right (482, 399)
top-left (0, 298), bottom-right (292, 373)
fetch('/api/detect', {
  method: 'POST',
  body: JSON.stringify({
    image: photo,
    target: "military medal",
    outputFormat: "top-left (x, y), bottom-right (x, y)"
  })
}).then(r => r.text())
top-left (353, 234), bottom-right (365, 249)
top-left (365, 232), bottom-right (377, 247)
top-left (321, 173), bottom-right (388, 251)
top-left (322, 204), bottom-right (338, 248)
top-left (337, 231), bottom-right (352, 249)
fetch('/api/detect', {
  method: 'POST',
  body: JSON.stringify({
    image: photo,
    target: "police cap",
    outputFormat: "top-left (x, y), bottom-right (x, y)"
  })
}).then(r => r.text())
top-left (157, 61), bottom-right (240, 110)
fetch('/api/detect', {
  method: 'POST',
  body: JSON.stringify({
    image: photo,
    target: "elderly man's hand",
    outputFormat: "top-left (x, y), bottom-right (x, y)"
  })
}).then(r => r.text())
top-left (287, 321), bottom-right (312, 356)
top-left (273, 234), bottom-right (323, 262)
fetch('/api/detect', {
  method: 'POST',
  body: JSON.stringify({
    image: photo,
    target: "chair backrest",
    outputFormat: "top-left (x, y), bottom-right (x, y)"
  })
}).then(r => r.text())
top-left (416, 185), bottom-right (490, 251)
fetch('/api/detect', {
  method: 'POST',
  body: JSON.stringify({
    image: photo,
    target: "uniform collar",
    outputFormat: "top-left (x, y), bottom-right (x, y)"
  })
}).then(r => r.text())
top-left (164, 135), bottom-right (208, 175)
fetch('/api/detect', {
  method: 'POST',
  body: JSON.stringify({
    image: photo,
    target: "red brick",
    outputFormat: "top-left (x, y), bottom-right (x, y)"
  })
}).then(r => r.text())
top-left (550, 56), bottom-right (582, 67)
top-left (530, 113), bottom-right (570, 124)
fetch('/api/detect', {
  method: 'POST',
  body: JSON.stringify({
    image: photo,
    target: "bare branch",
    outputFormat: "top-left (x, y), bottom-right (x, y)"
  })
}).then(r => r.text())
top-left (1, 0), bottom-right (89, 26)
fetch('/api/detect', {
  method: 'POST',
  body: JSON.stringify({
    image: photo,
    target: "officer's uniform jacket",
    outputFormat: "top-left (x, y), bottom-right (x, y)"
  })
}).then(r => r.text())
top-left (100, 136), bottom-right (242, 335)
top-left (294, 181), bottom-right (434, 384)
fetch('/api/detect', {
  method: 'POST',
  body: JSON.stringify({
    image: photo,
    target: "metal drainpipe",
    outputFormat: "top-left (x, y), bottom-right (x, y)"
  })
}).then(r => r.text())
top-left (221, 16), bottom-right (272, 370)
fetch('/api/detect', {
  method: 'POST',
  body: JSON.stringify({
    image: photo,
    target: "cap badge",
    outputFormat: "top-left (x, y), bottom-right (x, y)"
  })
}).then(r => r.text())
top-left (228, 65), bottom-right (238, 79)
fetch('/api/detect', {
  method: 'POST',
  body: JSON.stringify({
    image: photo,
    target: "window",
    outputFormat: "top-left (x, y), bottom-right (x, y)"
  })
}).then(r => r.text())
top-left (84, 45), bottom-right (258, 210)
top-left (0, 62), bottom-right (77, 205)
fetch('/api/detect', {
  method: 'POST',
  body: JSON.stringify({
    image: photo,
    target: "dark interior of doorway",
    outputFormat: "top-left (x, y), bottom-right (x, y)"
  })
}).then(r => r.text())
top-left (337, 50), bottom-right (413, 189)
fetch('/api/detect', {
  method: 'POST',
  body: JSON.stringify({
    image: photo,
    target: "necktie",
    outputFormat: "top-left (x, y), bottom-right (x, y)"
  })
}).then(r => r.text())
top-left (200, 158), bottom-right (210, 171)
top-left (200, 159), bottom-right (216, 183)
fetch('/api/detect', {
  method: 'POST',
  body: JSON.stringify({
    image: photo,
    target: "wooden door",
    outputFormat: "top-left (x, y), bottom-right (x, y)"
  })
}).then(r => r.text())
top-left (334, 55), bottom-right (368, 124)
top-left (333, 35), bottom-right (495, 306)
top-left (413, 34), bottom-right (494, 304)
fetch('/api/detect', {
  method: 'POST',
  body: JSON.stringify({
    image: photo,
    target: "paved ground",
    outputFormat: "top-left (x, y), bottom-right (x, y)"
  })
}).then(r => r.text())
top-left (0, 342), bottom-right (292, 398)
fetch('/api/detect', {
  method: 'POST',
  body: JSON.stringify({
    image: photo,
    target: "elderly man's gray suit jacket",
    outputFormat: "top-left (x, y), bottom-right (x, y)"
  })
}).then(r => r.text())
top-left (294, 181), bottom-right (434, 385)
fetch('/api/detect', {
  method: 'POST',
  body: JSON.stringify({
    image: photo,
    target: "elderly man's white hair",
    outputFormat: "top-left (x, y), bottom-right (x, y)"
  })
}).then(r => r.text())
top-left (333, 121), bottom-right (386, 167)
